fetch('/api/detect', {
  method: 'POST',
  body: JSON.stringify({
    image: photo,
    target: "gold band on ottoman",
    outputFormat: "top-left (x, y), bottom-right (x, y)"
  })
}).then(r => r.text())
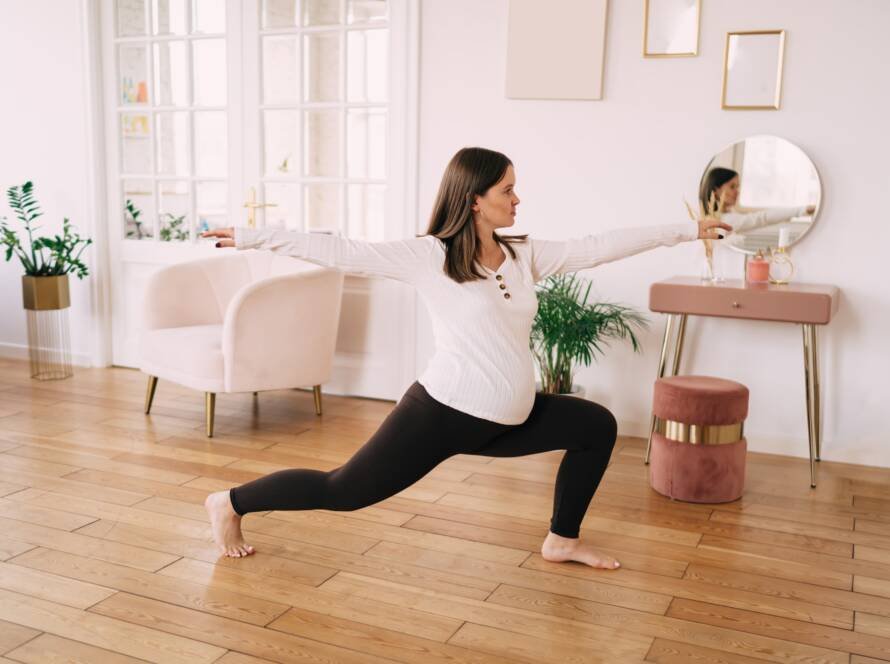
top-left (655, 418), bottom-right (744, 445)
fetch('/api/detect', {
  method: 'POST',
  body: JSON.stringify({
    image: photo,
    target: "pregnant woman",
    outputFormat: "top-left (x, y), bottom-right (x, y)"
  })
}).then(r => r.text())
top-left (202, 147), bottom-right (729, 567)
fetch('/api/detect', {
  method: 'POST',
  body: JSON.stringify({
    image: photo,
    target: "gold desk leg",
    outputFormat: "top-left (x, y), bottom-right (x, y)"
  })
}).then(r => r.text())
top-left (646, 314), bottom-right (675, 465)
top-left (672, 314), bottom-right (688, 376)
top-left (802, 325), bottom-right (817, 487)
top-left (205, 392), bottom-right (216, 438)
top-left (144, 376), bottom-right (158, 414)
top-left (812, 326), bottom-right (822, 462)
top-left (313, 385), bottom-right (323, 416)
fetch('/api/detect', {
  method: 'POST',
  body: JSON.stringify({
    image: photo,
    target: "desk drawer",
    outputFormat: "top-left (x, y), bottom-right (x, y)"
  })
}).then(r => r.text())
top-left (649, 282), bottom-right (835, 324)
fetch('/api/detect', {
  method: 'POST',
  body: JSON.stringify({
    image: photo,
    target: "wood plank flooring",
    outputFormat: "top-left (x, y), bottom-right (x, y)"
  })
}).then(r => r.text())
top-left (0, 356), bottom-right (889, 662)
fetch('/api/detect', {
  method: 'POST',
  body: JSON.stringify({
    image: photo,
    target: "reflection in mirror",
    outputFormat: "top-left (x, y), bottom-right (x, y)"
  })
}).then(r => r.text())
top-left (123, 179), bottom-right (155, 240)
top-left (699, 135), bottom-right (821, 254)
top-left (722, 31), bottom-right (785, 110)
top-left (644, 0), bottom-right (699, 57)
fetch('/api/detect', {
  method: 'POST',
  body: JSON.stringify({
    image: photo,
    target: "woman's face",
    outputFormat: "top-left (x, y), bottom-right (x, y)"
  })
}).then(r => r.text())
top-left (717, 176), bottom-right (740, 209)
top-left (473, 165), bottom-right (520, 231)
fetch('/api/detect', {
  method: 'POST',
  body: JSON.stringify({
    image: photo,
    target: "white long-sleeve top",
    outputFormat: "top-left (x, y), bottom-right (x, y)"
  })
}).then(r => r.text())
top-left (235, 222), bottom-right (699, 424)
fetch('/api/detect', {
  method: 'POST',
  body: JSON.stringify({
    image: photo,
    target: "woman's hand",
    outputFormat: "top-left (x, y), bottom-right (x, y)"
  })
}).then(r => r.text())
top-left (201, 227), bottom-right (235, 248)
top-left (697, 218), bottom-right (733, 240)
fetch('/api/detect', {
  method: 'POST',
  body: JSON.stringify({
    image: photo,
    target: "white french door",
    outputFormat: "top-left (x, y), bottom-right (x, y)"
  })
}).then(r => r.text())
top-left (101, 0), bottom-right (418, 400)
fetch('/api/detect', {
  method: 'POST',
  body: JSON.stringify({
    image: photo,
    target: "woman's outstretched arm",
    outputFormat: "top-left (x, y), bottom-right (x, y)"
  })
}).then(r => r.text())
top-left (529, 219), bottom-right (730, 282)
top-left (202, 227), bottom-right (434, 282)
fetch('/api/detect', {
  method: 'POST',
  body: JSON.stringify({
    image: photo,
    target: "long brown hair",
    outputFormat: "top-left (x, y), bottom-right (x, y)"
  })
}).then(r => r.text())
top-left (425, 147), bottom-right (527, 283)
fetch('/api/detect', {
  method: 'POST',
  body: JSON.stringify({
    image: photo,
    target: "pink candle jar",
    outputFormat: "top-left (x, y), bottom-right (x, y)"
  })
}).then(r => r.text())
top-left (746, 251), bottom-right (770, 283)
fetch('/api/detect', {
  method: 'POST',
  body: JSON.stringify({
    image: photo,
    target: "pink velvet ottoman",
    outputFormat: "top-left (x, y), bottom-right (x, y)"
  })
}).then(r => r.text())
top-left (649, 376), bottom-right (749, 503)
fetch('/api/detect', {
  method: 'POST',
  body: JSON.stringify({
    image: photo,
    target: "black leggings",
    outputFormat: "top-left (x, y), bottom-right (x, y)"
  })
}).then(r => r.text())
top-left (229, 382), bottom-right (618, 538)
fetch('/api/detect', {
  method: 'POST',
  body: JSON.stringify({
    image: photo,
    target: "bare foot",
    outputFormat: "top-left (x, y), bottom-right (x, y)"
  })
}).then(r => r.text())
top-left (541, 531), bottom-right (620, 569)
top-left (204, 490), bottom-right (255, 558)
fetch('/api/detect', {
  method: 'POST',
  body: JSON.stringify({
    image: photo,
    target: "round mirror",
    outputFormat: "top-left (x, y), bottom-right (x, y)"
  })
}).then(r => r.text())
top-left (698, 135), bottom-right (822, 255)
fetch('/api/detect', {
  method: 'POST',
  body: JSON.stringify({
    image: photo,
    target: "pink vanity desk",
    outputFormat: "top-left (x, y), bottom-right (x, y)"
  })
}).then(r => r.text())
top-left (645, 276), bottom-right (840, 487)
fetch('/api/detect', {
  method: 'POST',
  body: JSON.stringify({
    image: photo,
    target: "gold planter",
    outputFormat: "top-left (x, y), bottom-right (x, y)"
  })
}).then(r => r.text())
top-left (22, 275), bottom-right (71, 311)
top-left (21, 275), bottom-right (73, 380)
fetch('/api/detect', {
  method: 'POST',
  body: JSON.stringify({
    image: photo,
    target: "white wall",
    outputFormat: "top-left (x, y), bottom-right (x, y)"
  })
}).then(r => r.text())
top-left (0, 1), bottom-right (98, 366)
top-left (414, 0), bottom-right (890, 467)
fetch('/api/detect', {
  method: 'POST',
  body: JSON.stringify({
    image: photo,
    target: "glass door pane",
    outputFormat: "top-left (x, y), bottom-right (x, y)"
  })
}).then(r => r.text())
top-left (115, 0), bottom-right (228, 243)
top-left (158, 180), bottom-right (191, 241)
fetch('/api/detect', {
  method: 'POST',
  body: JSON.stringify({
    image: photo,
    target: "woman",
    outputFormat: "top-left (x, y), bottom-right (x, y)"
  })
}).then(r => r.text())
top-left (202, 147), bottom-right (730, 568)
top-left (700, 167), bottom-right (816, 237)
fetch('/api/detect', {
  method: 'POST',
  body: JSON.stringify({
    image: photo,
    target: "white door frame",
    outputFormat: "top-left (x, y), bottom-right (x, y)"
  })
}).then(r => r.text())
top-left (388, 0), bottom-right (421, 393)
top-left (79, 0), bottom-right (113, 368)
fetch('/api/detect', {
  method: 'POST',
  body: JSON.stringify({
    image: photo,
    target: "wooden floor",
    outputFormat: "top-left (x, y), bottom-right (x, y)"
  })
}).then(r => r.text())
top-left (0, 358), bottom-right (889, 663)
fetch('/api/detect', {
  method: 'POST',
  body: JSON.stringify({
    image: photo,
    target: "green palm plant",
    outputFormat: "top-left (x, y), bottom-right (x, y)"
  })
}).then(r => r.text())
top-left (1, 181), bottom-right (92, 278)
top-left (531, 273), bottom-right (648, 395)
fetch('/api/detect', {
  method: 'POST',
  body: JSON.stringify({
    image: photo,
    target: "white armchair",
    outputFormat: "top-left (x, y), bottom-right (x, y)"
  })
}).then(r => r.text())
top-left (140, 250), bottom-right (344, 437)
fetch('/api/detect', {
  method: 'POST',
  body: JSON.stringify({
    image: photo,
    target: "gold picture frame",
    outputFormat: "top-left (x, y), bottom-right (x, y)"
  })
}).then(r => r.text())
top-left (721, 30), bottom-right (786, 110)
top-left (643, 0), bottom-right (701, 58)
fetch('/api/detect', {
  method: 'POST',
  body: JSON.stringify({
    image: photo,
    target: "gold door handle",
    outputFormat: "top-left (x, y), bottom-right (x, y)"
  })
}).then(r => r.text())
top-left (243, 187), bottom-right (278, 228)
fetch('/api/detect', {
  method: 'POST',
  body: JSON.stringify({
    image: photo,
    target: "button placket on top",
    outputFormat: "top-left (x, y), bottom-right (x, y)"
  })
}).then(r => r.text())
top-left (495, 273), bottom-right (511, 300)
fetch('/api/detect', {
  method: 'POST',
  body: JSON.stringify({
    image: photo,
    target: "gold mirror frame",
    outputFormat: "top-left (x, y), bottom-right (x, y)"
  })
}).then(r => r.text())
top-left (643, 0), bottom-right (701, 58)
top-left (721, 30), bottom-right (786, 110)
top-left (698, 134), bottom-right (824, 256)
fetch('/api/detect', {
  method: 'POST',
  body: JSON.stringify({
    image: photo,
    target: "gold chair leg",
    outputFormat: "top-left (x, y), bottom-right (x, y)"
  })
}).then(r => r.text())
top-left (646, 315), bottom-right (675, 465)
top-left (144, 375), bottom-right (158, 414)
top-left (313, 385), bottom-right (322, 416)
top-left (206, 392), bottom-right (216, 438)
top-left (802, 325), bottom-right (817, 487)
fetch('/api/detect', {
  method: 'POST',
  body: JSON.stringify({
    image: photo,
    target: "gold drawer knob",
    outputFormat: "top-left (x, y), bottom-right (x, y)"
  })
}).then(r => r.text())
top-left (731, 301), bottom-right (740, 308)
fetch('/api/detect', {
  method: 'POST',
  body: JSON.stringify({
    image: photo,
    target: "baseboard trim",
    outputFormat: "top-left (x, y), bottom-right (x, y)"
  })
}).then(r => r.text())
top-left (0, 342), bottom-right (91, 367)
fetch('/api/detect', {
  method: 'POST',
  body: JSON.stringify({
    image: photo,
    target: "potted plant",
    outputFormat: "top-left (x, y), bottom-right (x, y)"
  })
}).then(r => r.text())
top-left (531, 273), bottom-right (648, 395)
top-left (1, 181), bottom-right (92, 378)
